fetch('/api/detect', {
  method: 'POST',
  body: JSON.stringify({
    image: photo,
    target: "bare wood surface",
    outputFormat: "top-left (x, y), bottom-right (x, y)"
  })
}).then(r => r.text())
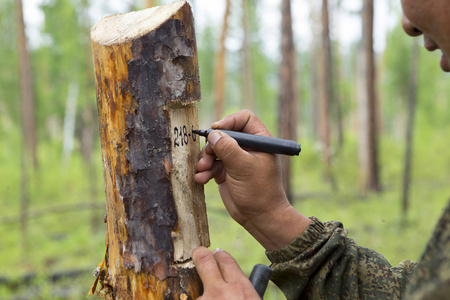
top-left (91, 1), bottom-right (209, 298)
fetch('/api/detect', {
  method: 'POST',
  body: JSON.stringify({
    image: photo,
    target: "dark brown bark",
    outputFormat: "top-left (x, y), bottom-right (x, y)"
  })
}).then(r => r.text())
top-left (15, 0), bottom-right (38, 169)
top-left (90, 2), bottom-right (209, 298)
top-left (278, 0), bottom-right (298, 202)
top-left (358, 0), bottom-right (380, 192)
top-left (214, 0), bottom-right (231, 121)
top-left (241, 0), bottom-right (254, 110)
top-left (402, 38), bottom-right (419, 216)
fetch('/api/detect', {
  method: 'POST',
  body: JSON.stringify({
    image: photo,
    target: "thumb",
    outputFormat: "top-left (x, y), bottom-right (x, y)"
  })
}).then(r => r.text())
top-left (208, 131), bottom-right (250, 169)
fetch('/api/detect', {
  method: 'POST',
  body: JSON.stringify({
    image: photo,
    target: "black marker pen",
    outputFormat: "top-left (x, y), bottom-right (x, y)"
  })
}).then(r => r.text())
top-left (193, 129), bottom-right (301, 156)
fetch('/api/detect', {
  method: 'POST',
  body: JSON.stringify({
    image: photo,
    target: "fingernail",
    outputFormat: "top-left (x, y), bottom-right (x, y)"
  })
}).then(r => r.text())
top-left (212, 248), bottom-right (224, 255)
top-left (211, 122), bottom-right (220, 129)
top-left (208, 131), bottom-right (221, 146)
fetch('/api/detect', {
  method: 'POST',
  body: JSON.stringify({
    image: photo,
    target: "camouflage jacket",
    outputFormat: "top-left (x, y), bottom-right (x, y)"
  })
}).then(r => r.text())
top-left (266, 201), bottom-right (450, 299)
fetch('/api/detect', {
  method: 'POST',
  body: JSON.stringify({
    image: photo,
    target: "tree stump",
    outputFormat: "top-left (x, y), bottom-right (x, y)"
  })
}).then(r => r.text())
top-left (90, 1), bottom-right (209, 298)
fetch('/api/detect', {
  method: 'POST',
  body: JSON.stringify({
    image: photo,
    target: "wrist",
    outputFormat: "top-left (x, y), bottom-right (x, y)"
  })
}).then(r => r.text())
top-left (243, 204), bottom-right (312, 251)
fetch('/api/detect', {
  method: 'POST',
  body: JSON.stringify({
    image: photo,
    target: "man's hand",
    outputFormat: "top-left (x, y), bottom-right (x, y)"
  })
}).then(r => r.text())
top-left (192, 247), bottom-right (260, 300)
top-left (195, 110), bottom-right (311, 250)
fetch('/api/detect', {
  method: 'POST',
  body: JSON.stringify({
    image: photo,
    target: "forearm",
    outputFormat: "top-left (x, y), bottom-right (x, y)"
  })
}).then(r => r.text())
top-left (266, 217), bottom-right (417, 300)
top-left (243, 205), bottom-right (312, 251)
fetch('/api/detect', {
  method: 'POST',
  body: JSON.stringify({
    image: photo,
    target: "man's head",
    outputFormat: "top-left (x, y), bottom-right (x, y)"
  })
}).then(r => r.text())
top-left (401, 0), bottom-right (450, 72)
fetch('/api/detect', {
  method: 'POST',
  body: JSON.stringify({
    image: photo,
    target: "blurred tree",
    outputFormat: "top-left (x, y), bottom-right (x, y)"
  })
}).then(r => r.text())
top-left (197, 25), bottom-right (216, 126)
top-left (80, 0), bottom-right (101, 231)
top-left (318, 0), bottom-right (332, 166)
top-left (0, 0), bottom-right (19, 132)
top-left (278, 0), bottom-right (298, 202)
top-left (241, 0), bottom-right (254, 110)
top-left (15, 0), bottom-right (38, 169)
top-left (37, 0), bottom-right (85, 142)
top-left (382, 21), bottom-right (412, 139)
top-left (145, 0), bottom-right (155, 7)
top-left (358, 0), bottom-right (380, 193)
top-left (245, 1), bottom-right (278, 130)
top-left (214, 0), bottom-right (231, 120)
top-left (402, 38), bottom-right (419, 217)
top-left (308, 0), bottom-right (320, 139)
top-left (15, 0), bottom-right (36, 253)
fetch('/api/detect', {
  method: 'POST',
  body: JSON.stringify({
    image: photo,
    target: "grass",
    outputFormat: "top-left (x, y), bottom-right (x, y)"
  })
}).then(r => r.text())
top-left (0, 125), bottom-right (449, 299)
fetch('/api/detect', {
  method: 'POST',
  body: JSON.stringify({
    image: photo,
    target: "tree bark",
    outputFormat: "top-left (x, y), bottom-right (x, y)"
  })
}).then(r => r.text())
top-left (278, 0), bottom-right (298, 202)
top-left (15, 0), bottom-right (38, 169)
top-left (358, 0), bottom-right (380, 193)
top-left (402, 38), bottom-right (419, 217)
top-left (90, 2), bottom-right (209, 298)
top-left (214, 0), bottom-right (231, 121)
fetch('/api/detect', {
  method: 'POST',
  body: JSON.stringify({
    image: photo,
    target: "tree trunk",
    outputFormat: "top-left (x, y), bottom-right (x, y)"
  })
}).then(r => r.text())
top-left (61, 81), bottom-right (79, 165)
top-left (15, 0), bottom-right (38, 169)
top-left (241, 0), bottom-right (254, 110)
top-left (309, 0), bottom-right (320, 140)
top-left (214, 0), bottom-right (231, 121)
top-left (318, 0), bottom-right (332, 166)
top-left (145, 0), bottom-right (155, 8)
top-left (90, 2), bottom-right (209, 298)
top-left (80, 0), bottom-right (101, 232)
top-left (358, 0), bottom-right (380, 193)
top-left (278, 0), bottom-right (298, 202)
top-left (402, 38), bottom-right (419, 217)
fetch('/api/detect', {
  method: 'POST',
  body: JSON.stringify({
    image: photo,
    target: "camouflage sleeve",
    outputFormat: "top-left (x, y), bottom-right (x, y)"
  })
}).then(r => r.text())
top-left (266, 217), bottom-right (417, 300)
top-left (404, 201), bottom-right (450, 299)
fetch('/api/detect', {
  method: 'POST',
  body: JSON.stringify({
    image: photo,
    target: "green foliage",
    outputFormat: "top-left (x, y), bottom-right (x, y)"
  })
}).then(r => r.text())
top-left (2, 0), bottom-right (450, 298)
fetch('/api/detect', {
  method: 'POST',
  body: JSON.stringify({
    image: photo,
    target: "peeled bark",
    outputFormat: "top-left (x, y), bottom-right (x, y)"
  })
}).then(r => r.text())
top-left (90, 1), bottom-right (209, 298)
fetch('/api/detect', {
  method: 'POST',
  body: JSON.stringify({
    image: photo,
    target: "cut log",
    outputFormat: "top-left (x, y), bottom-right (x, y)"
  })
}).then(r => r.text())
top-left (90, 1), bottom-right (209, 298)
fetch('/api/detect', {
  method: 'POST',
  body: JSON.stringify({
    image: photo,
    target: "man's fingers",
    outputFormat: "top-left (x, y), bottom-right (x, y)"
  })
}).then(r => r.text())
top-left (207, 131), bottom-right (252, 171)
top-left (196, 144), bottom-right (217, 172)
top-left (212, 110), bottom-right (273, 137)
top-left (195, 161), bottom-right (226, 185)
top-left (192, 247), bottom-right (223, 286)
top-left (213, 249), bottom-right (248, 284)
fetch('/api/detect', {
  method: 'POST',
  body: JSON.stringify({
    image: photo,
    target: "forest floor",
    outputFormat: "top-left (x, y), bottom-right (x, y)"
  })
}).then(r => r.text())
top-left (0, 129), bottom-right (449, 299)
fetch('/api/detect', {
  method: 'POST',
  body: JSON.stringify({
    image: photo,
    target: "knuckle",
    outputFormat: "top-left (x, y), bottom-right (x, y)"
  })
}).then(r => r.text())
top-left (241, 109), bottom-right (254, 116)
top-left (192, 247), bottom-right (212, 264)
top-left (216, 136), bottom-right (239, 160)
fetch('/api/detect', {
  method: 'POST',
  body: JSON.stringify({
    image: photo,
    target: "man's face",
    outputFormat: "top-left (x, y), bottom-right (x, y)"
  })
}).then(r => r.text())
top-left (401, 0), bottom-right (450, 72)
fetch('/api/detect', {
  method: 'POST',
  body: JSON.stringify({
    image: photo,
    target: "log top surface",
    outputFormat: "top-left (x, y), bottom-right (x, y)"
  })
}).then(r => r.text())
top-left (91, 0), bottom-right (187, 46)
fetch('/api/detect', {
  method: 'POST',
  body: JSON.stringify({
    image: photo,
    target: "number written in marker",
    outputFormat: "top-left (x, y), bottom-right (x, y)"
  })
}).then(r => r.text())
top-left (173, 125), bottom-right (197, 147)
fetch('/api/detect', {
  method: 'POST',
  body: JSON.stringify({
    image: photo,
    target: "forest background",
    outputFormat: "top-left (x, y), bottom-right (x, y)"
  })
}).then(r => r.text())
top-left (1, 0), bottom-right (450, 298)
